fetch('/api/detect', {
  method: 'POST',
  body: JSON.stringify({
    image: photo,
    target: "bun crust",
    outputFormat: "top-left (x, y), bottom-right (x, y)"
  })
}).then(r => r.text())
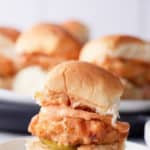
top-left (80, 35), bottom-right (150, 63)
top-left (43, 61), bottom-right (123, 112)
top-left (16, 23), bottom-right (82, 59)
top-left (96, 35), bottom-right (145, 50)
top-left (0, 27), bottom-right (20, 42)
top-left (61, 20), bottom-right (89, 43)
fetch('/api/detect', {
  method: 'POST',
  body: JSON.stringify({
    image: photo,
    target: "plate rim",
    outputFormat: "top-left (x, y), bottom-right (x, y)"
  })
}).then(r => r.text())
top-left (0, 137), bottom-right (148, 150)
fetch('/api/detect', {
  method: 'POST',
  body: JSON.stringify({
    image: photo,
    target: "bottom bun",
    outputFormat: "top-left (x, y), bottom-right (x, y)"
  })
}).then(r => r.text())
top-left (26, 138), bottom-right (125, 150)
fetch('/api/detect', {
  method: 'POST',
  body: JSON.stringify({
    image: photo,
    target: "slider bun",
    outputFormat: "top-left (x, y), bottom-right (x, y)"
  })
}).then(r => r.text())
top-left (0, 27), bottom-right (20, 51)
top-left (61, 20), bottom-right (89, 43)
top-left (26, 138), bottom-right (125, 150)
top-left (13, 66), bottom-right (46, 96)
top-left (80, 35), bottom-right (150, 63)
top-left (16, 23), bottom-right (82, 59)
top-left (43, 61), bottom-right (123, 112)
top-left (0, 27), bottom-right (20, 42)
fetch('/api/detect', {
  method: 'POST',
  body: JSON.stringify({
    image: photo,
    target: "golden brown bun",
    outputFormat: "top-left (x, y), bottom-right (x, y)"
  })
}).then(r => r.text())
top-left (17, 53), bottom-right (66, 70)
top-left (61, 20), bottom-right (89, 43)
top-left (92, 35), bottom-right (145, 49)
top-left (41, 61), bottom-right (123, 113)
top-left (0, 27), bottom-right (20, 42)
top-left (16, 23), bottom-right (82, 59)
top-left (121, 79), bottom-right (150, 99)
top-left (80, 35), bottom-right (150, 100)
top-left (80, 34), bottom-right (150, 63)
top-left (26, 138), bottom-right (125, 150)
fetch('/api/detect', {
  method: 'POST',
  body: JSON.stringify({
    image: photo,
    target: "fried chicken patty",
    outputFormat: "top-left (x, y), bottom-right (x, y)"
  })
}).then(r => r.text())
top-left (18, 53), bottom-right (65, 70)
top-left (98, 57), bottom-right (150, 99)
top-left (121, 79), bottom-right (150, 99)
top-left (101, 57), bottom-right (150, 86)
top-left (29, 106), bottom-right (129, 146)
top-left (0, 54), bottom-right (16, 77)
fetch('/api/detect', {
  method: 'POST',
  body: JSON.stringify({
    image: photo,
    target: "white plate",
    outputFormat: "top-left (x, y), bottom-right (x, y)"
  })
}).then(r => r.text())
top-left (0, 138), bottom-right (149, 150)
top-left (120, 100), bottom-right (150, 112)
top-left (0, 89), bottom-right (34, 103)
top-left (145, 120), bottom-right (150, 148)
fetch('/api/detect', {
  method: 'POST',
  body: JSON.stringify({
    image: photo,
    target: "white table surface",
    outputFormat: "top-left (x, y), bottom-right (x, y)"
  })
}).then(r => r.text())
top-left (0, 132), bottom-right (27, 143)
top-left (0, 132), bottom-right (146, 143)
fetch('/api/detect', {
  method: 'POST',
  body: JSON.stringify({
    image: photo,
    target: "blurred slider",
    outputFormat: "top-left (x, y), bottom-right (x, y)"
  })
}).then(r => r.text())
top-left (80, 35), bottom-right (150, 100)
top-left (61, 19), bottom-right (90, 44)
top-left (13, 23), bottom-right (82, 96)
top-left (0, 27), bottom-right (20, 89)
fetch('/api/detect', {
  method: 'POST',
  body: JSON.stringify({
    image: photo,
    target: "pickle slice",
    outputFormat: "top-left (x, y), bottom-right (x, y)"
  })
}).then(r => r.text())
top-left (40, 139), bottom-right (76, 150)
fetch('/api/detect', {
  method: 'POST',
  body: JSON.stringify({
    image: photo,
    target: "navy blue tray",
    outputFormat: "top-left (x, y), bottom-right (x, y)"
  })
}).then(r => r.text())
top-left (0, 100), bottom-right (39, 133)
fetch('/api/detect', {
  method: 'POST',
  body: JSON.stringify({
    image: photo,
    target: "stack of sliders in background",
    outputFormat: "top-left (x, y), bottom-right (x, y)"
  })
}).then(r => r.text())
top-left (80, 35), bottom-right (150, 100)
top-left (0, 27), bottom-right (20, 89)
top-left (27, 61), bottom-right (130, 150)
top-left (13, 21), bottom-right (88, 95)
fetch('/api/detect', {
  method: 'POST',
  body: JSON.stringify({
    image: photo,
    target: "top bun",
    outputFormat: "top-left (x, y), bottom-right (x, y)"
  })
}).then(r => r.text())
top-left (0, 27), bottom-right (20, 42)
top-left (15, 23), bottom-right (81, 59)
top-left (41, 61), bottom-right (123, 113)
top-left (0, 27), bottom-right (20, 51)
top-left (80, 35), bottom-right (150, 63)
top-left (61, 20), bottom-right (89, 44)
top-left (0, 27), bottom-right (19, 77)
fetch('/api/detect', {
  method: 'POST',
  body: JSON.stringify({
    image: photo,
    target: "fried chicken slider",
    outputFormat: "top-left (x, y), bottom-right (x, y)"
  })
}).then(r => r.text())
top-left (80, 35), bottom-right (150, 99)
top-left (27, 61), bottom-right (129, 150)
top-left (0, 27), bottom-right (20, 89)
top-left (13, 23), bottom-right (81, 95)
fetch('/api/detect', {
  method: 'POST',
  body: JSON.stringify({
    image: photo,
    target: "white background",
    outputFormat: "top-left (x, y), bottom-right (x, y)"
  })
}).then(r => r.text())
top-left (0, 0), bottom-right (150, 39)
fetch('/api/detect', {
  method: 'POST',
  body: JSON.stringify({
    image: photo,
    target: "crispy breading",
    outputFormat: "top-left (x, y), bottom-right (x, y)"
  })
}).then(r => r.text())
top-left (0, 54), bottom-right (16, 77)
top-left (17, 53), bottom-right (65, 70)
top-left (29, 106), bottom-right (129, 146)
top-left (102, 57), bottom-right (150, 86)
